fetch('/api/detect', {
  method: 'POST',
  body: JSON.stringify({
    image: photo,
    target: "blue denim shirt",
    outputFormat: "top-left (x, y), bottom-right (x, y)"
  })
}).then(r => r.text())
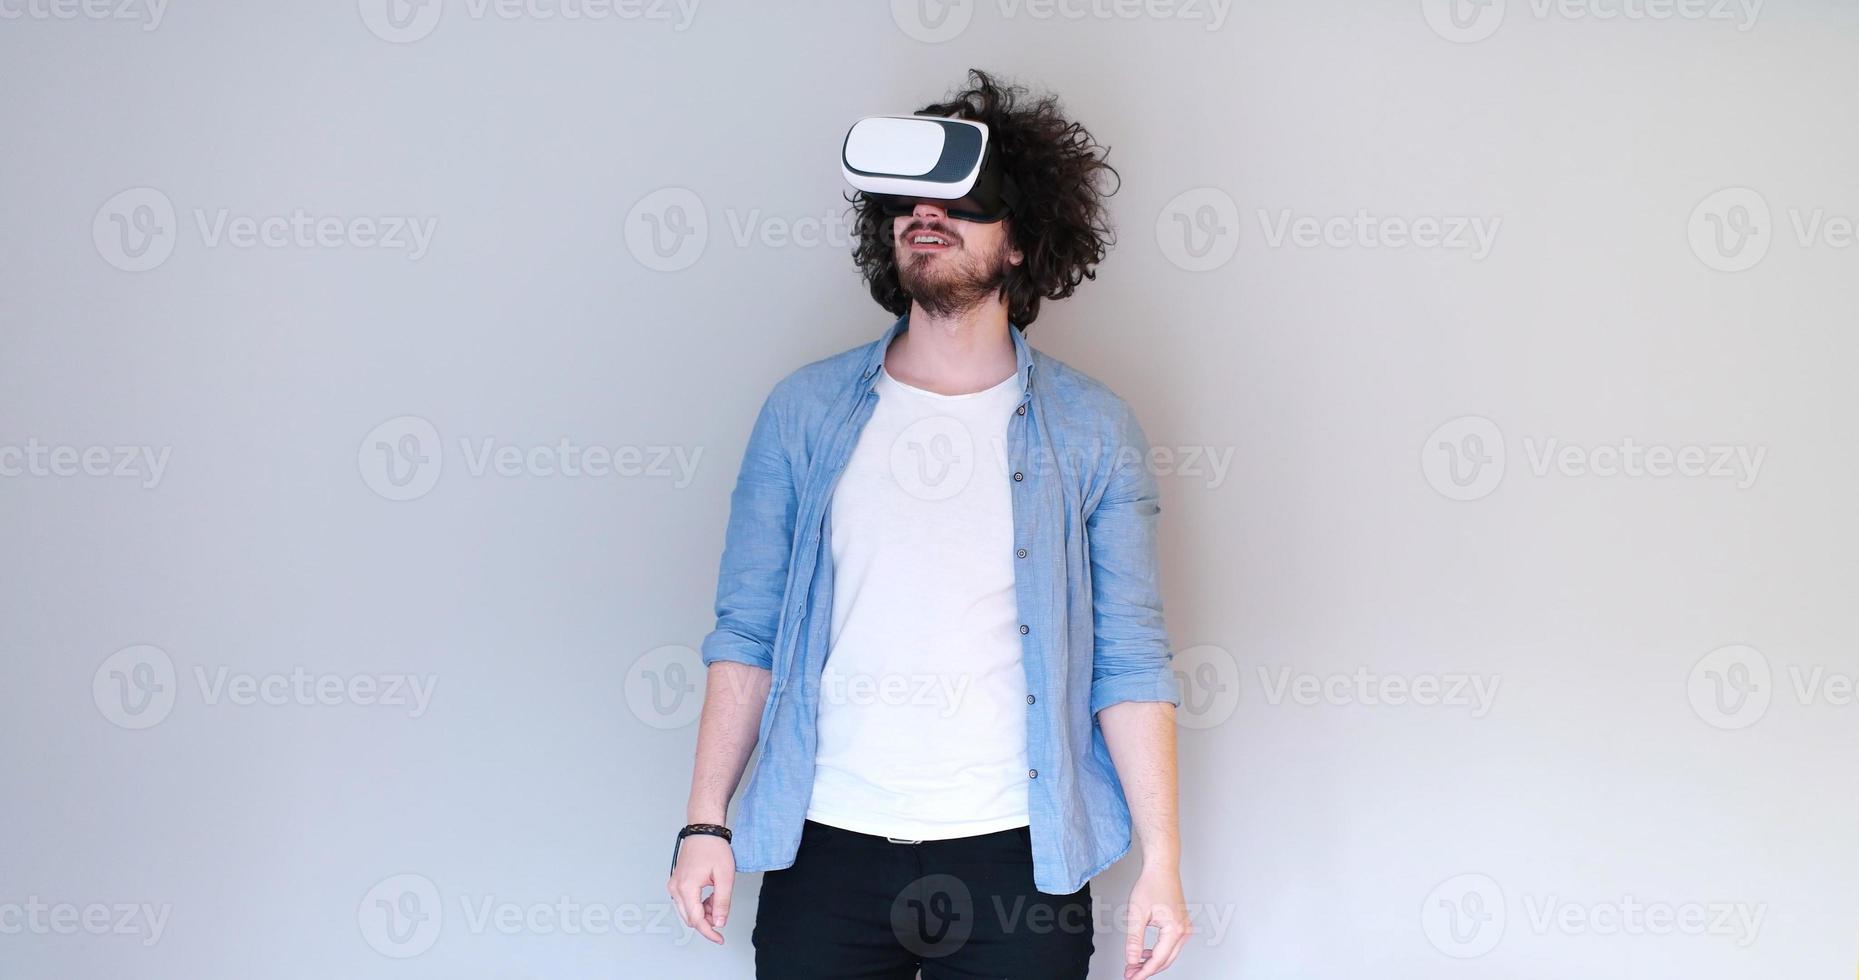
top-left (700, 313), bottom-right (1182, 895)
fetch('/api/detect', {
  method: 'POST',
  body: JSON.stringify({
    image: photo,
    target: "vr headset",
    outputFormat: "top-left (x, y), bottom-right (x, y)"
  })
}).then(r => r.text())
top-left (841, 113), bottom-right (1022, 223)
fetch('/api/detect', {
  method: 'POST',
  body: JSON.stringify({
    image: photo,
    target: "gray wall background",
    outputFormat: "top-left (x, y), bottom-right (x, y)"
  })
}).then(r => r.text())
top-left (3, 1), bottom-right (1855, 977)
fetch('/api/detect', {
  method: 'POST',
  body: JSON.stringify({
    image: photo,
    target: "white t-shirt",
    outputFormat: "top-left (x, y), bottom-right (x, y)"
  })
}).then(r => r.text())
top-left (805, 363), bottom-right (1031, 840)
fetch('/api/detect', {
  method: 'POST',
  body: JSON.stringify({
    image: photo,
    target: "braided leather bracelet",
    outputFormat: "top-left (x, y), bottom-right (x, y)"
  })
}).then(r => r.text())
top-left (670, 823), bottom-right (732, 876)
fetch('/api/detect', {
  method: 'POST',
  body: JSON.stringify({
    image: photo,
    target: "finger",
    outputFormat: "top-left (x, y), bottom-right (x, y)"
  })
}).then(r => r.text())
top-left (675, 878), bottom-right (700, 932)
top-left (1124, 912), bottom-right (1153, 977)
top-left (1157, 917), bottom-right (1191, 973)
top-left (1157, 937), bottom-right (1186, 974)
top-left (669, 876), bottom-right (692, 927)
top-left (709, 869), bottom-right (735, 930)
top-left (678, 877), bottom-right (724, 945)
top-left (701, 893), bottom-right (722, 941)
top-left (1134, 920), bottom-right (1184, 979)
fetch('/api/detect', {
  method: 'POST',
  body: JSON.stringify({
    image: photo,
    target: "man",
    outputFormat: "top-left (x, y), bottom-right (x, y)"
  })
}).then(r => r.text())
top-left (668, 69), bottom-right (1191, 979)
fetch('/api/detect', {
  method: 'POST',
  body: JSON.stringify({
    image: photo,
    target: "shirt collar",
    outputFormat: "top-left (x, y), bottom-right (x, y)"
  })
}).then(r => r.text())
top-left (858, 312), bottom-right (1036, 396)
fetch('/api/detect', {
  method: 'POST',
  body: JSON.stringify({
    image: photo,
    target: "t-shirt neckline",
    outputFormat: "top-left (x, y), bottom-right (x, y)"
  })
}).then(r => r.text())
top-left (879, 363), bottom-right (1019, 401)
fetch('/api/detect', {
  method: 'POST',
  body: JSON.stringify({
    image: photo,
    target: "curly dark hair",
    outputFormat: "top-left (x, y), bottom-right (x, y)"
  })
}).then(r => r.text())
top-left (846, 69), bottom-right (1121, 331)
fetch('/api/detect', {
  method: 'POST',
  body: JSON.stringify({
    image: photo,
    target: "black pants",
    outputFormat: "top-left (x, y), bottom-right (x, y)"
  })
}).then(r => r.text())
top-left (752, 819), bottom-right (1095, 979)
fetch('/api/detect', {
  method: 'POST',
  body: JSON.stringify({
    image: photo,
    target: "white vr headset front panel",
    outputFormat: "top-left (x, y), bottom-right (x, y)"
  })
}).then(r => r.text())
top-left (841, 115), bottom-right (989, 199)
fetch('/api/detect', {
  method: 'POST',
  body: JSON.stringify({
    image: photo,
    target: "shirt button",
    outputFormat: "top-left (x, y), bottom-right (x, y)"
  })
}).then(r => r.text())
top-left (1026, 694), bottom-right (1036, 704)
top-left (1019, 624), bottom-right (1029, 635)
top-left (1016, 405), bottom-right (1026, 415)
top-left (1028, 769), bottom-right (1039, 779)
top-left (1016, 548), bottom-right (1027, 559)
top-left (1013, 471), bottom-right (1023, 481)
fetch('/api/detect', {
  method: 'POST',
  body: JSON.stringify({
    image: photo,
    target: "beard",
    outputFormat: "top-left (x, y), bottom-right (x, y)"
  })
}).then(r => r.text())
top-left (895, 227), bottom-right (1015, 319)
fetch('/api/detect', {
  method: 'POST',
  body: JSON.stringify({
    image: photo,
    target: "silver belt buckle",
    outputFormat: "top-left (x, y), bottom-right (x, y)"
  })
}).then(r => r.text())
top-left (885, 835), bottom-right (923, 845)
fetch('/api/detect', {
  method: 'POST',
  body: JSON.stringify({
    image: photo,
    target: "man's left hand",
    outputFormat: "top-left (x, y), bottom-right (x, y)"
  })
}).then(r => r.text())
top-left (1123, 864), bottom-right (1191, 978)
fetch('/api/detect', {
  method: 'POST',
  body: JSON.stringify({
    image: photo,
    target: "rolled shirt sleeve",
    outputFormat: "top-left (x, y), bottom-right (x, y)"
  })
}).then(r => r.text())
top-left (699, 385), bottom-right (796, 673)
top-left (1086, 400), bottom-right (1183, 716)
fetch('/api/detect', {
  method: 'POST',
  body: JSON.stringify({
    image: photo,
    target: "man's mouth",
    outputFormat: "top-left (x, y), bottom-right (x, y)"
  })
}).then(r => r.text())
top-left (905, 229), bottom-right (954, 252)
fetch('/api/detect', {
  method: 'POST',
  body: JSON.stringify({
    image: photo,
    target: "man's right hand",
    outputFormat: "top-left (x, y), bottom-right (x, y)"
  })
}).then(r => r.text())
top-left (674, 662), bottom-right (770, 946)
top-left (668, 833), bottom-right (735, 945)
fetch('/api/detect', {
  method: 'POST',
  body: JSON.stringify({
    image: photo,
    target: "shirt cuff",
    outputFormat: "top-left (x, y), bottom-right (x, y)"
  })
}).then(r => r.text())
top-left (700, 630), bottom-right (774, 671)
top-left (1089, 663), bottom-right (1183, 716)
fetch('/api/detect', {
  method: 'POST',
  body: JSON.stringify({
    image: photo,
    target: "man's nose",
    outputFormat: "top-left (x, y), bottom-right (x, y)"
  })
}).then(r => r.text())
top-left (911, 200), bottom-right (948, 219)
